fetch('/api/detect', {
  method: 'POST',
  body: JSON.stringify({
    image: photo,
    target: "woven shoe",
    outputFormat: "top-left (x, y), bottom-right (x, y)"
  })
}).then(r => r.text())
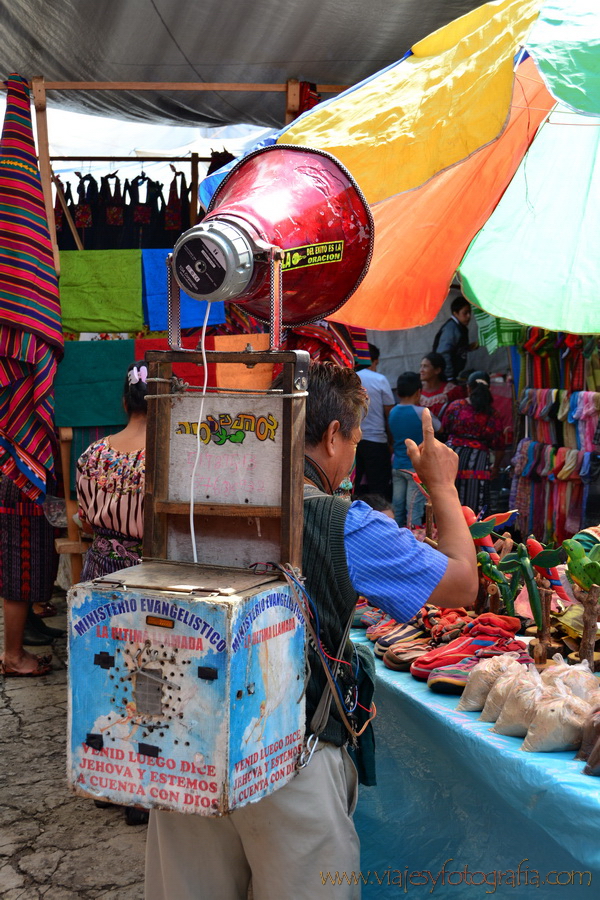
top-left (409, 631), bottom-right (500, 681)
top-left (360, 607), bottom-right (388, 629)
top-left (366, 614), bottom-right (398, 641)
top-left (352, 598), bottom-right (371, 628)
top-left (424, 639), bottom-right (531, 692)
top-left (374, 617), bottom-right (428, 658)
top-left (427, 657), bottom-right (482, 694)
top-left (382, 639), bottom-right (432, 672)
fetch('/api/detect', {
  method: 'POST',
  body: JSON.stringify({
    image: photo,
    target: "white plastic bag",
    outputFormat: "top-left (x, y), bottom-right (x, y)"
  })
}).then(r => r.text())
top-left (540, 654), bottom-right (598, 700)
top-left (457, 654), bottom-right (524, 713)
top-left (522, 682), bottom-right (591, 752)
top-left (492, 666), bottom-right (548, 737)
top-left (480, 666), bottom-right (530, 723)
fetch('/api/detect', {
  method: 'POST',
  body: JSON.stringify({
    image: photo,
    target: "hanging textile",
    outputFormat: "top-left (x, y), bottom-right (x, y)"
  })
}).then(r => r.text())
top-left (472, 308), bottom-right (523, 354)
top-left (0, 74), bottom-right (63, 501)
top-left (164, 170), bottom-right (190, 234)
top-left (141, 248), bottom-right (225, 331)
top-left (124, 174), bottom-right (167, 249)
top-left (54, 339), bottom-right (134, 428)
top-left (55, 178), bottom-right (78, 251)
top-left (96, 173), bottom-right (126, 249)
top-left (73, 172), bottom-right (99, 247)
top-left (59, 249), bottom-right (144, 333)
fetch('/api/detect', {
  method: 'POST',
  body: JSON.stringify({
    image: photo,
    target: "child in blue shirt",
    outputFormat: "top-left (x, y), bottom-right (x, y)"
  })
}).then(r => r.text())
top-left (388, 372), bottom-right (441, 527)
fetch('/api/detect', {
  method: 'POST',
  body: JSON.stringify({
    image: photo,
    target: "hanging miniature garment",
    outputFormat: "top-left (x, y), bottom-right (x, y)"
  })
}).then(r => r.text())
top-left (55, 180), bottom-right (78, 251)
top-left (100, 173), bottom-right (124, 226)
top-left (74, 173), bottom-right (99, 230)
top-left (53, 174), bottom-right (65, 232)
top-left (124, 175), bottom-right (166, 248)
top-left (164, 170), bottom-right (190, 233)
top-left (95, 173), bottom-right (126, 250)
top-left (206, 149), bottom-right (235, 175)
top-left (131, 175), bottom-right (152, 225)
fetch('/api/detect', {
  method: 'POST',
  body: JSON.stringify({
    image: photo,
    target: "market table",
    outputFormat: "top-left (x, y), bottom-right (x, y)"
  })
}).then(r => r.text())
top-left (352, 632), bottom-right (600, 899)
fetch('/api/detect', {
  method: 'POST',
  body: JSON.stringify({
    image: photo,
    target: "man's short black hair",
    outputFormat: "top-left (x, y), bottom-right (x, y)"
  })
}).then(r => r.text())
top-left (396, 371), bottom-right (421, 398)
top-left (450, 295), bottom-right (470, 315)
top-left (359, 494), bottom-right (393, 514)
top-left (368, 343), bottom-right (380, 362)
top-left (305, 362), bottom-right (369, 447)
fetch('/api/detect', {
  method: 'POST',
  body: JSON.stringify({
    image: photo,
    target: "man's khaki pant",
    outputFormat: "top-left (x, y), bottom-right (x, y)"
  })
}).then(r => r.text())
top-left (145, 743), bottom-right (360, 900)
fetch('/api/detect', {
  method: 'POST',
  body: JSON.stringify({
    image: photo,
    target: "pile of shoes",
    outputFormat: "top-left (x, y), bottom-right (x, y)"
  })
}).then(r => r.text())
top-left (411, 613), bottom-right (531, 687)
top-left (380, 606), bottom-right (475, 672)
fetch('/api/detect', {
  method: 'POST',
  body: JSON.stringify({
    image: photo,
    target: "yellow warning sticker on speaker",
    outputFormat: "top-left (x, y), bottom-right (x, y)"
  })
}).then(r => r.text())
top-left (281, 241), bottom-right (344, 271)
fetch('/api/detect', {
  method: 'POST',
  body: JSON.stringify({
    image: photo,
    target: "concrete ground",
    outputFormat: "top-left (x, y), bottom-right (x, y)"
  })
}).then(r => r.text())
top-left (1, 591), bottom-right (146, 900)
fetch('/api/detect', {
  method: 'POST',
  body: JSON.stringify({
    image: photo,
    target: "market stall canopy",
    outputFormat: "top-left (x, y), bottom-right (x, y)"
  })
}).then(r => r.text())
top-left (201, 0), bottom-right (549, 330)
top-left (2, 0), bottom-right (489, 127)
top-left (525, 0), bottom-right (600, 114)
top-left (459, 0), bottom-right (600, 334)
top-left (459, 103), bottom-right (600, 334)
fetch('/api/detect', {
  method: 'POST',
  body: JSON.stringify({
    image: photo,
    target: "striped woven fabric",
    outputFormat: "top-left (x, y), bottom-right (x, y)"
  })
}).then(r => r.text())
top-left (346, 324), bottom-right (370, 368)
top-left (472, 306), bottom-right (524, 354)
top-left (0, 73), bottom-right (63, 501)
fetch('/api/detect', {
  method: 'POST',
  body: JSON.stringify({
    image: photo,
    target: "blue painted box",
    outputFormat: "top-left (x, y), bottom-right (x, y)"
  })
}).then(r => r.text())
top-left (67, 561), bottom-right (306, 815)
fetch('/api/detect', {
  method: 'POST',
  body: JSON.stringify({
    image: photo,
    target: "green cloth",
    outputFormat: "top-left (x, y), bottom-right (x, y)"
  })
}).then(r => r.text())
top-left (59, 249), bottom-right (144, 333)
top-left (525, 0), bottom-right (600, 116)
top-left (54, 339), bottom-right (133, 427)
top-left (459, 103), bottom-right (600, 334)
top-left (473, 307), bottom-right (523, 353)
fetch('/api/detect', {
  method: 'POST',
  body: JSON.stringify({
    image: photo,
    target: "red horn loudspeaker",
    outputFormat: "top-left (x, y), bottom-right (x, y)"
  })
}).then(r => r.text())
top-left (171, 145), bottom-right (374, 327)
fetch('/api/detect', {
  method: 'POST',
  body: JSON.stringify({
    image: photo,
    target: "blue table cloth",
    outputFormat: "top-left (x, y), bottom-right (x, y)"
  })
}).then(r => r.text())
top-left (352, 631), bottom-right (600, 899)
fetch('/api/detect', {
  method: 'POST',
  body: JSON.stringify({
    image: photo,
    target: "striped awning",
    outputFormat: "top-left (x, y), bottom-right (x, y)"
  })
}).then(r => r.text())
top-left (0, 74), bottom-right (63, 501)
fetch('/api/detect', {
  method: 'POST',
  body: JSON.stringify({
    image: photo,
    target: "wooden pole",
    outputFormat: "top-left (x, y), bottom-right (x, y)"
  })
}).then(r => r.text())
top-left (487, 582), bottom-right (501, 615)
top-left (579, 584), bottom-right (600, 670)
top-left (56, 427), bottom-right (86, 584)
top-left (36, 80), bottom-right (347, 93)
top-left (285, 79), bottom-right (301, 125)
top-left (31, 76), bottom-right (60, 274)
top-left (425, 500), bottom-right (434, 540)
top-left (533, 584), bottom-right (552, 667)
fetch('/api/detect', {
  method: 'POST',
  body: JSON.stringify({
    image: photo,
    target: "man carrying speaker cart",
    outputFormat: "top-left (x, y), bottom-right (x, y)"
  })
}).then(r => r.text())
top-left (145, 361), bottom-right (478, 900)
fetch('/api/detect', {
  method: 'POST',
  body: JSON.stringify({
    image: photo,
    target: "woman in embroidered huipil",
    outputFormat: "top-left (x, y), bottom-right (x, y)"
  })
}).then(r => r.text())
top-left (441, 370), bottom-right (504, 512)
top-left (76, 361), bottom-right (147, 580)
top-left (419, 352), bottom-right (463, 422)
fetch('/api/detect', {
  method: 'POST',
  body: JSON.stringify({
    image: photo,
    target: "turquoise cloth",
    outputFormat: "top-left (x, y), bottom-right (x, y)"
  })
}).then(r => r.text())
top-left (54, 339), bottom-right (133, 427)
top-left (59, 250), bottom-right (144, 333)
top-left (526, 0), bottom-right (600, 115)
top-left (459, 104), bottom-right (600, 334)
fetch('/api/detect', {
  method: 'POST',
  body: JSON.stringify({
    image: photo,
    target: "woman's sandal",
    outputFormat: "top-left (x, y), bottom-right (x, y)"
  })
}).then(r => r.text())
top-left (33, 601), bottom-right (58, 618)
top-left (0, 655), bottom-right (53, 677)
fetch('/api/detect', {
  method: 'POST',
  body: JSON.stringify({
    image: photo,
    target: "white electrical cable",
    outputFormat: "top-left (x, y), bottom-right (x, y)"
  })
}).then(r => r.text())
top-left (189, 304), bottom-right (212, 563)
